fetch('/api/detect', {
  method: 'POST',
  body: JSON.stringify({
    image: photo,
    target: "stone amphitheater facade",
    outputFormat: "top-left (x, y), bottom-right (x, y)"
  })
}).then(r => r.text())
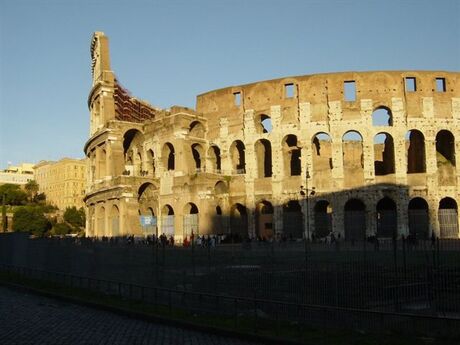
top-left (84, 32), bottom-right (460, 241)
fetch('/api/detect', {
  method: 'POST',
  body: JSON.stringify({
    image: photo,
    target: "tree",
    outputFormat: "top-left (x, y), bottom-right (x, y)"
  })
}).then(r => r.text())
top-left (52, 222), bottom-right (73, 235)
top-left (24, 180), bottom-right (39, 202)
top-left (33, 192), bottom-right (46, 204)
top-left (13, 206), bottom-right (51, 237)
top-left (63, 207), bottom-right (86, 228)
top-left (0, 184), bottom-right (27, 205)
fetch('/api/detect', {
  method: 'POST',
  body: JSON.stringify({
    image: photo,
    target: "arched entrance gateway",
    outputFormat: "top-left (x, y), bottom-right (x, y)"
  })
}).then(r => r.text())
top-left (183, 203), bottom-right (199, 238)
top-left (344, 199), bottom-right (366, 241)
top-left (110, 205), bottom-right (120, 237)
top-left (376, 197), bottom-right (397, 238)
top-left (230, 203), bottom-right (248, 240)
top-left (283, 200), bottom-right (303, 239)
top-left (438, 198), bottom-right (459, 238)
top-left (256, 201), bottom-right (274, 240)
top-left (161, 205), bottom-right (174, 237)
top-left (408, 198), bottom-right (429, 239)
top-left (314, 200), bottom-right (332, 239)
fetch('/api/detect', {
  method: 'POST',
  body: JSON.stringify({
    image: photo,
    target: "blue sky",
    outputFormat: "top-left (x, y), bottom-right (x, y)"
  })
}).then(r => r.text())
top-left (0, 0), bottom-right (459, 167)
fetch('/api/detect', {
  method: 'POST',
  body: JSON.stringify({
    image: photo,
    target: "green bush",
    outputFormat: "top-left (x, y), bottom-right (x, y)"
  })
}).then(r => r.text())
top-left (52, 222), bottom-right (73, 235)
top-left (13, 206), bottom-right (52, 237)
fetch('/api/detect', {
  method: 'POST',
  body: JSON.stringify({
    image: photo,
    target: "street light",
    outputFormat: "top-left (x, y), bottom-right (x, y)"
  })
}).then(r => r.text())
top-left (300, 166), bottom-right (315, 269)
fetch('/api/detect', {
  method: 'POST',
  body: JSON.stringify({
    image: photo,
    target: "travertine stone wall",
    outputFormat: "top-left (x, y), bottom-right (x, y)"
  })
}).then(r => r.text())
top-left (84, 32), bottom-right (460, 240)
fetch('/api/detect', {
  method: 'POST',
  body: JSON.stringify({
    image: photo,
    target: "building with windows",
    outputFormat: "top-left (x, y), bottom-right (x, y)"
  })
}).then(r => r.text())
top-left (0, 163), bottom-right (35, 185)
top-left (34, 158), bottom-right (86, 210)
top-left (84, 32), bottom-right (460, 240)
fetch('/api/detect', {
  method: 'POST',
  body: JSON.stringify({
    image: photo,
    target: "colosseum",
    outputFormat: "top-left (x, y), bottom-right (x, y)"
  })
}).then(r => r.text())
top-left (84, 32), bottom-right (460, 241)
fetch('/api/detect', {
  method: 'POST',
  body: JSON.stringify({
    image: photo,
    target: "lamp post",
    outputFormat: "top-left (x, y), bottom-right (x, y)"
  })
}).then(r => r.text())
top-left (300, 165), bottom-right (315, 269)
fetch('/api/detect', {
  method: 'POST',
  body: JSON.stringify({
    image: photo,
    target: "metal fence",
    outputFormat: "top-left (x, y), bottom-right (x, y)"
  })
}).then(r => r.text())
top-left (1, 234), bottom-right (460, 340)
top-left (1, 263), bottom-right (459, 340)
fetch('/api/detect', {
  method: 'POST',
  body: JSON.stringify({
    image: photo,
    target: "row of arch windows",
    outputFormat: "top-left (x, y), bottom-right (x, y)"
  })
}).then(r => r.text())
top-left (133, 183), bottom-right (459, 240)
top-left (122, 129), bottom-right (456, 180)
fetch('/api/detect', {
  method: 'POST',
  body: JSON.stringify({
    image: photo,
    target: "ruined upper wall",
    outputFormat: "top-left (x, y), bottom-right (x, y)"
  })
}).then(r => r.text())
top-left (196, 71), bottom-right (460, 136)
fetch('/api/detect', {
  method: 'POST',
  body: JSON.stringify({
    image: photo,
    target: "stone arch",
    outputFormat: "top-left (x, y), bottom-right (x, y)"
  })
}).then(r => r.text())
top-left (374, 133), bottom-right (395, 176)
top-left (282, 135), bottom-right (301, 177)
top-left (256, 114), bottom-right (272, 134)
top-left (183, 202), bottom-right (199, 237)
top-left (110, 205), bottom-right (120, 237)
top-left (97, 205), bottom-right (106, 237)
top-left (191, 143), bottom-right (204, 171)
top-left (162, 142), bottom-right (175, 171)
top-left (255, 139), bottom-right (272, 178)
top-left (98, 148), bottom-right (107, 179)
top-left (123, 129), bottom-right (144, 175)
top-left (207, 145), bottom-right (221, 172)
top-left (189, 121), bottom-right (205, 138)
top-left (372, 106), bottom-right (393, 126)
top-left (436, 130), bottom-right (456, 186)
top-left (344, 198), bottom-right (366, 241)
top-left (438, 197), bottom-right (459, 238)
top-left (312, 132), bottom-right (332, 188)
top-left (230, 140), bottom-right (246, 174)
top-left (256, 200), bottom-right (274, 239)
top-left (214, 205), bottom-right (227, 234)
top-left (214, 180), bottom-right (228, 194)
top-left (376, 197), bottom-right (397, 238)
top-left (283, 200), bottom-right (303, 239)
top-left (138, 182), bottom-right (158, 214)
top-left (314, 200), bottom-right (332, 238)
top-left (147, 149), bottom-right (155, 176)
top-left (342, 131), bottom-right (364, 187)
top-left (230, 203), bottom-right (248, 239)
top-left (408, 197), bottom-right (429, 239)
top-left (161, 204), bottom-right (175, 237)
top-left (406, 130), bottom-right (426, 173)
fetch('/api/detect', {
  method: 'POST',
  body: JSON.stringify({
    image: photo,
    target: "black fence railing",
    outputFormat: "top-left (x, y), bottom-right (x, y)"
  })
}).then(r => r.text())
top-left (1, 234), bottom-right (460, 340)
top-left (1, 263), bottom-right (459, 340)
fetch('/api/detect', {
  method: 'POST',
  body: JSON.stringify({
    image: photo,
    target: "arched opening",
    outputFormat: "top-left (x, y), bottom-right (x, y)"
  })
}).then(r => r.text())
top-left (214, 181), bottom-right (228, 194)
top-left (189, 121), bottom-right (205, 138)
top-left (312, 132), bottom-right (332, 188)
top-left (255, 139), bottom-right (272, 178)
top-left (439, 197), bottom-right (458, 238)
top-left (147, 149), bottom-right (155, 176)
top-left (374, 133), bottom-right (395, 176)
top-left (406, 130), bottom-right (426, 173)
top-left (408, 198), bottom-right (429, 240)
top-left (162, 142), bottom-right (175, 171)
top-left (283, 200), bottom-right (303, 239)
top-left (230, 140), bottom-right (246, 174)
top-left (344, 199), bottom-right (366, 241)
top-left (207, 145), bottom-right (221, 173)
top-left (97, 205), bottom-right (106, 237)
top-left (123, 129), bottom-right (144, 176)
top-left (183, 202), bottom-right (199, 238)
top-left (138, 183), bottom-right (158, 221)
top-left (257, 114), bottom-right (272, 134)
top-left (110, 205), bottom-right (120, 237)
top-left (191, 143), bottom-right (204, 171)
top-left (256, 200), bottom-right (274, 240)
top-left (161, 204), bottom-right (174, 237)
top-left (314, 200), bottom-right (332, 239)
top-left (98, 148), bottom-right (107, 179)
top-left (376, 197), bottom-right (397, 238)
top-left (214, 205), bottom-right (227, 234)
top-left (436, 130), bottom-right (456, 186)
top-left (343, 131), bottom-right (364, 186)
top-left (283, 135), bottom-right (301, 177)
top-left (372, 107), bottom-right (393, 126)
top-left (230, 203), bottom-right (248, 240)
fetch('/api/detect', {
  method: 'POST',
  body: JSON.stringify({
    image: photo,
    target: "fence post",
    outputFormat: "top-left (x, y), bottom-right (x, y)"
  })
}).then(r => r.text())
top-left (234, 298), bottom-right (238, 329)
